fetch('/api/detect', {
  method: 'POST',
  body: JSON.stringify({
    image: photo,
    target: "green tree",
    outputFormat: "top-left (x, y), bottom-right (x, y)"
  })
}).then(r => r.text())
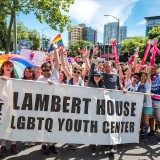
top-left (0, 20), bottom-right (7, 50)
top-left (28, 29), bottom-right (40, 50)
top-left (0, 0), bottom-right (74, 53)
top-left (68, 40), bottom-right (93, 57)
top-left (8, 22), bottom-right (41, 51)
top-left (148, 26), bottom-right (160, 64)
top-left (121, 36), bottom-right (148, 61)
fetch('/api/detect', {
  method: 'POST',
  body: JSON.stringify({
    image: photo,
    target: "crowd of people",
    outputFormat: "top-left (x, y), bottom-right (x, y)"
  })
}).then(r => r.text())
top-left (0, 44), bottom-right (160, 157)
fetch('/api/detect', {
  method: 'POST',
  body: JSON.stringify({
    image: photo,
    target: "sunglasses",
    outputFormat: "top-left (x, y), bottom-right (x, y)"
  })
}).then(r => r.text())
top-left (133, 76), bottom-right (139, 79)
top-left (94, 75), bottom-right (101, 77)
top-left (73, 70), bottom-right (81, 74)
top-left (25, 70), bottom-right (33, 73)
top-left (42, 69), bottom-right (50, 72)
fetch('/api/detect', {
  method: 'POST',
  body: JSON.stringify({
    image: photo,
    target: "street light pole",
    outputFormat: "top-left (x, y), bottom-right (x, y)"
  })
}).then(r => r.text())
top-left (104, 14), bottom-right (119, 44)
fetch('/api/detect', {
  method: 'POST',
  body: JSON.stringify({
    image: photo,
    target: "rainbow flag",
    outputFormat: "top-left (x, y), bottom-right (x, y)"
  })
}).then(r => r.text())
top-left (52, 34), bottom-right (63, 46)
top-left (48, 34), bottom-right (63, 53)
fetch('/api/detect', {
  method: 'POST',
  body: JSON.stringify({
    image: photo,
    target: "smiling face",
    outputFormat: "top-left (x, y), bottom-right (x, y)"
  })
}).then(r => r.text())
top-left (24, 68), bottom-right (33, 79)
top-left (1, 61), bottom-right (14, 77)
top-left (42, 67), bottom-right (51, 78)
top-left (140, 73), bottom-right (147, 83)
top-left (93, 75), bottom-right (101, 84)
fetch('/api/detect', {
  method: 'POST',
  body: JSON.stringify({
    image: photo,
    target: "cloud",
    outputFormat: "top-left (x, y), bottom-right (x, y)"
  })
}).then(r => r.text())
top-left (137, 19), bottom-right (146, 25)
top-left (68, 0), bottom-right (139, 33)
top-left (68, 0), bottom-right (101, 24)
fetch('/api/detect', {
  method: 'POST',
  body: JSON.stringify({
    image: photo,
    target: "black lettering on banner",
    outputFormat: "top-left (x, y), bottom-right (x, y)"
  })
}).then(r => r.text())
top-left (51, 95), bottom-right (61, 112)
top-left (115, 101), bottom-right (123, 116)
top-left (90, 121), bottom-right (98, 133)
top-left (10, 116), bottom-right (15, 129)
top-left (131, 102), bottom-right (136, 116)
top-left (71, 97), bottom-right (81, 114)
top-left (115, 122), bottom-right (120, 133)
top-left (83, 120), bottom-right (90, 132)
top-left (17, 116), bottom-right (25, 129)
top-left (0, 103), bottom-right (3, 121)
top-left (74, 119), bottom-right (82, 132)
top-left (63, 96), bottom-right (70, 113)
top-left (58, 118), bottom-right (65, 131)
top-left (121, 122), bottom-right (125, 132)
top-left (37, 117), bottom-right (44, 130)
top-left (103, 121), bottom-right (109, 133)
top-left (45, 118), bottom-right (53, 132)
top-left (107, 100), bottom-right (114, 116)
top-left (124, 101), bottom-right (129, 116)
top-left (21, 93), bottom-right (32, 110)
top-left (13, 92), bottom-right (20, 110)
top-left (130, 122), bottom-right (135, 132)
top-left (111, 122), bottom-right (115, 133)
top-left (125, 122), bottom-right (129, 133)
top-left (27, 117), bottom-right (35, 130)
top-left (96, 99), bottom-right (105, 115)
top-left (83, 98), bottom-right (91, 114)
top-left (35, 94), bottom-right (49, 111)
top-left (65, 119), bottom-right (72, 131)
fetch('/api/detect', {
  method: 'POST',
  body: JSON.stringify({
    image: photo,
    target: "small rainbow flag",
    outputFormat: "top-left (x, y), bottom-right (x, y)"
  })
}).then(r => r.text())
top-left (48, 34), bottom-right (63, 52)
top-left (52, 34), bottom-right (63, 46)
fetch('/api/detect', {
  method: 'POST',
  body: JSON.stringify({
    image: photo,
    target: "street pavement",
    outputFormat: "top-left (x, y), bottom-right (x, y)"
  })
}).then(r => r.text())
top-left (2, 133), bottom-right (160, 160)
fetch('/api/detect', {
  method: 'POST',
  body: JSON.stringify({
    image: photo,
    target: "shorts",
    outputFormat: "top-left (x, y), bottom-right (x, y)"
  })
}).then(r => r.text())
top-left (143, 107), bottom-right (152, 115)
top-left (152, 101), bottom-right (160, 121)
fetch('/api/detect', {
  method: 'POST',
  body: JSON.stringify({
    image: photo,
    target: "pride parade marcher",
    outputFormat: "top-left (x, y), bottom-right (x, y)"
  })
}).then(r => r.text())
top-left (37, 44), bottom-right (59, 155)
top-left (136, 65), bottom-right (152, 141)
top-left (0, 61), bottom-right (19, 157)
top-left (149, 65), bottom-right (160, 138)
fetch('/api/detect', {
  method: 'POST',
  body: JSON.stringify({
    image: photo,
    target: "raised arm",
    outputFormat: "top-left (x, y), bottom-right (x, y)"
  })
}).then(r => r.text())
top-left (117, 63), bottom-right (124, 81)
top-left (59, 46), bottom-right (72, 80)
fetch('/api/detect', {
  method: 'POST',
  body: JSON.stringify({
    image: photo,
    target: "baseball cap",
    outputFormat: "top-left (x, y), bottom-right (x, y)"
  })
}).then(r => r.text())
top-left (93, 70), bottom-right (102, 76)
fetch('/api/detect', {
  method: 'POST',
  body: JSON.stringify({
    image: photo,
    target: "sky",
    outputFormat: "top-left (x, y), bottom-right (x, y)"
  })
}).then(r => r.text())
top-left (17, 0), bottom-right (160, 46)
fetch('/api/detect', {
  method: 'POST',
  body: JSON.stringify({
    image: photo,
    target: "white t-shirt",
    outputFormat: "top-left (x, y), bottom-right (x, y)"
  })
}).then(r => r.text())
top-left (125, 79), bottom-right (138, 92)
top-left (37, 68), bottom-right (59, 83)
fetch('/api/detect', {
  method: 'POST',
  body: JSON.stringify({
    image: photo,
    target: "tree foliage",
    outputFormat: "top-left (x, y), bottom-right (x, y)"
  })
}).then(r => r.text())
top-left (68, 40), bottom-right (93, 57)
top-left (0, 0), bottom-right (74, 53)
top-left (121, 36), bottom-right (150, 62)
top-left (0, 20), bottom-right (7, 50)
top-left (8, 22), bottom-right (41, 51)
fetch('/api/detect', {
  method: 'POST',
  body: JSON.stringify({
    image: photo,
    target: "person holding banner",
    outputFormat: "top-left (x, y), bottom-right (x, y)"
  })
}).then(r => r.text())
top-left (37, 44), bottom-right (59, 155)
top-left (21, 66), bottom-right (37, 147)
top-left (0, 61), bottom-right (19, 157)
top-left (22, 66), bottom-right (37, 80)
top-left (136, 66), bottom-right (152, 142)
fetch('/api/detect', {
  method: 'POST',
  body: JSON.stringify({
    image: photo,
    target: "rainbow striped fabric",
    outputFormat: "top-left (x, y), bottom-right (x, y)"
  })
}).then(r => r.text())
top-left (52, 34), bottom-right (63, 46)
top-left (48, 34), bottom-right (63, 52)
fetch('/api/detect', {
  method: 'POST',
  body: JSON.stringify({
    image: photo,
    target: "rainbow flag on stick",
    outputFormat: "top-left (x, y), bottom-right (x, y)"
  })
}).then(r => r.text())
top-left (48, 34), bottom-right (63, 52)
top-left (52, 34), bottom-right (63, 46)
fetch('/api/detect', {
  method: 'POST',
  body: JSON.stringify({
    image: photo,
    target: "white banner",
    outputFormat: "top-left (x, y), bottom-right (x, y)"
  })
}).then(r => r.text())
top-left (0, 79), bottom-right (144, 145)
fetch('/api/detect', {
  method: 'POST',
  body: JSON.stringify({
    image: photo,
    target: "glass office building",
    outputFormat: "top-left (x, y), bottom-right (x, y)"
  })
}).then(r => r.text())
top-left (145, 16), bottom-right (160, 36)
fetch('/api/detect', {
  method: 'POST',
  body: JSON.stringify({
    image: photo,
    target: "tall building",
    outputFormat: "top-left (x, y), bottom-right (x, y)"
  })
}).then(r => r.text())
top-left (68, 24), bottom-right (97, 45)
top-left (78, 23), bottom-right (97, 45)
top-left (119, 26), bottom-right (127, 42)
top-left (103, 22), bottom-right (127, 44)
top-left (68, 26), bottom-right (83, 44)
top-left (145, 16), bottom-right (160, 36)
